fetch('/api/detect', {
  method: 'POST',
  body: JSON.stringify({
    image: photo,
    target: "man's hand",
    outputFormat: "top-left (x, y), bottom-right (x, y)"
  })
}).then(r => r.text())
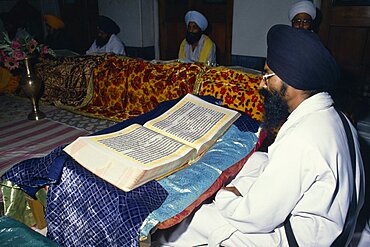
top-left (221, 186), bottom-right (242, 197)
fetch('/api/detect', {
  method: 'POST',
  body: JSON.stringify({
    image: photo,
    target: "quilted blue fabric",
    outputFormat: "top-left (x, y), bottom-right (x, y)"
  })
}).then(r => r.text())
top-left (2, 146), bottom-right (167, 247)
top-left (140, 124), bottom-right (258, 238)
top-left (1, 95), bottom-right (260, 246)
top-left (47, 152), bottom-right (167, 247)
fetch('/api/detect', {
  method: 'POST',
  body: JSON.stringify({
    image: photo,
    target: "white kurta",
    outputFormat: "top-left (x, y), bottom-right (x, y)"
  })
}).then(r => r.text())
top-left (86, 34), bottom-right (126, 55)
top-left (152, 92), bottom-right (365, 247)
top-left (178, 34), bottom-right (216, 64)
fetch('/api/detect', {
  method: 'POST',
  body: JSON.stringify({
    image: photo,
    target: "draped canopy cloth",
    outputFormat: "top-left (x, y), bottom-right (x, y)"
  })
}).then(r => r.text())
top-left (1, 96), bottom-right (263, 246)
top-left (72, 57), bottom-right (206, 121)
top-left (35, 54), bottom-right (108, 107)
top-left (74, 58), bottom-right (264, 122)
top-left (35, 54), bottom-right (264, 123)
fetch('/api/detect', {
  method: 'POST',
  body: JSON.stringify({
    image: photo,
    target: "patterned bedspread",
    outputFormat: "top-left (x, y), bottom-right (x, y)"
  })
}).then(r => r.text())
top-left (72, 57), bottom-right (206, 121)
top-left (1, 96), bottom-right (261, 246)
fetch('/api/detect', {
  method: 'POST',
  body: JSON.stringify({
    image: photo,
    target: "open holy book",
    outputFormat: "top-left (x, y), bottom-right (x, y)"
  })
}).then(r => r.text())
top-left (64, 94), bottom-right (241, 192)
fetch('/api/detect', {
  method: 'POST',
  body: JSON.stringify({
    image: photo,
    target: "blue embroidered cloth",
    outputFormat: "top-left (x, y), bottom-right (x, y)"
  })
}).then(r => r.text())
top-left (2, 95), bottom-right (260, 246)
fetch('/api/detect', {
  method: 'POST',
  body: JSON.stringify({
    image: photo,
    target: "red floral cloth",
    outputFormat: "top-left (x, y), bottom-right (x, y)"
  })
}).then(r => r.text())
top-left (37, 54), bottom-right (264, 123)
top-left (196, 66), bottom-right (264, 122)
top-left (75, 57), bottom-right (206, 121)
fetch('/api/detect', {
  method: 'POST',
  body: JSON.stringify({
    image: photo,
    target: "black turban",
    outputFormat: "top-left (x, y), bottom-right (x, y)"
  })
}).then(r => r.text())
top-left (97, 15), bottom-right (120, 35)
top-left (266, 24), bottom-right (340, 91)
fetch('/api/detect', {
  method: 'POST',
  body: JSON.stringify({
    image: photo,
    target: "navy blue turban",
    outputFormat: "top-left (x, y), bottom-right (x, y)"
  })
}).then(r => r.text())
top-left (98, 15), bottom-right (120, 35)
top-left (266, 24), bottom-right (340, 91)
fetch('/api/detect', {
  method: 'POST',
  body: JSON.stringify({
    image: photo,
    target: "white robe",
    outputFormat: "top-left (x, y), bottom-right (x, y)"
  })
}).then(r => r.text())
top-left (152, 92), bottom-right (365, 247)
top-left (86, 34), bottom-right (126, 55)
top-left (178, 34), bottom-right (216, 64)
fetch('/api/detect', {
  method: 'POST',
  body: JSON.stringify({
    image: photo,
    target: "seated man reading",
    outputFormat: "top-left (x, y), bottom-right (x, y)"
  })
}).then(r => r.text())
top-left (86, 15), bottom-right (126, 55)
top-left (152, 24), bottom-right (365, 246)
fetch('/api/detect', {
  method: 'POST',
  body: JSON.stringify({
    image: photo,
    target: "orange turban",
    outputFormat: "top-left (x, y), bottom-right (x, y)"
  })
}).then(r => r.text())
top-left (44, 14), bottom-right (65, 29)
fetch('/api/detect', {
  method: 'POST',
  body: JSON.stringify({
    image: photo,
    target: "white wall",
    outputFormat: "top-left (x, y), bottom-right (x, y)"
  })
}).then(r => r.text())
top-left (232, 0), bottom-right (294, 57)
top-left (232, 0), bottom-right (321, 58)
top-left (98, 0), bottom-right (155, 47)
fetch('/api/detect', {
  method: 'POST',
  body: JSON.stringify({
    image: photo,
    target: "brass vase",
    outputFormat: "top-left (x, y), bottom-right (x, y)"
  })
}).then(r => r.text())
top-left (21, 56), bottom-right (46, 120)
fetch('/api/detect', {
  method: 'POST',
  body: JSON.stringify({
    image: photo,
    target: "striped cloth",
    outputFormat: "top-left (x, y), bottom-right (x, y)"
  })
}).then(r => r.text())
top-left (0, 119), bottom-right (89, 176)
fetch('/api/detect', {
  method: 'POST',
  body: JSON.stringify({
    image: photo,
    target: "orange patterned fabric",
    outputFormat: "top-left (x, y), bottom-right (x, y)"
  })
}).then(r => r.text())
top-left (0, 67), bottom-right (19, 94)
top-left (59, 56), bottom-right (263, 123)
top-left (125, 61), bottom-right (205, 117)
top-left (196, 67), bottom-right (264, 122)
top-left (74, 55), bottom-right (131, 120)
top-left (76, 57), bottom-right (205, 121)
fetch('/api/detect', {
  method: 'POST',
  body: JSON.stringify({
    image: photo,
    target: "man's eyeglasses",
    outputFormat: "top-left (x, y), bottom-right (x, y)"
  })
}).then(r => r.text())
top-left (262, 72), bottom-right (275, 82)
top-left (292, 19), bottom-right (312, 25)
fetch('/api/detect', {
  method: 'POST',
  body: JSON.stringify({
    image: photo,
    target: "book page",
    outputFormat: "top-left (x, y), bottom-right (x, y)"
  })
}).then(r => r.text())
top-left (144, 94), bottom-right (240, 154)
top-left (88, 124), bottom-right (195, 167)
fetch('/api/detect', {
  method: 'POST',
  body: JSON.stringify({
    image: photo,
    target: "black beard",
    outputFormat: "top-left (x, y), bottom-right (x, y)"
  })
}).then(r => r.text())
top-left (186, 31), bottom-right (202, 45)
top-left (96, 35), bottom-right (109, 48)
top-left (260, 86), bottom-right (290, 131)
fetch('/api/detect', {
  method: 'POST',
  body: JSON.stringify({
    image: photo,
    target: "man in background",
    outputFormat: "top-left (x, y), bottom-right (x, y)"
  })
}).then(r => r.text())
top-left (288, 0), bottom-right (316, 31)
top-left (178, 10), bottom-right (216, 65)
top-left (86, 15), bottom-right (125, 56)
top-left (44, 14), bottom-right (73, 51)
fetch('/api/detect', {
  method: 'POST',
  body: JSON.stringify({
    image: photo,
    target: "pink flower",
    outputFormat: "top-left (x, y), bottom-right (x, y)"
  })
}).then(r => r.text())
top-left (42, 46), bottom-right (49, 54)
top-left (12, 50), bottom-right (26, 61)
top-left (30, 39), bottom-right (38, 46)
top-left (11, 40), bottom-right (21, 50)
top-left (27, 39), bottom-right (38, 53)
top-left (3, 56), bottom-right (19, 70)
top-left (0, 32), bottom-right (55, 70)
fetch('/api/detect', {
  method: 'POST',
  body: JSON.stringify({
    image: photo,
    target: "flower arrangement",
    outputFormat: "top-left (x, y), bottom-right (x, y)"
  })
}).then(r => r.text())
top-left (0, 31), bottom-right (55, 70)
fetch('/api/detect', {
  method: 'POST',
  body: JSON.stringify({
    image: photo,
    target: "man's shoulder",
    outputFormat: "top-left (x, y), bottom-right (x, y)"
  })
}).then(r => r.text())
top-left (202, 34), bottom-right (215, 45)
top-left (109, 34), bottom-right (124, 44)
top-left (106, 34), bottom-right (125, 55)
